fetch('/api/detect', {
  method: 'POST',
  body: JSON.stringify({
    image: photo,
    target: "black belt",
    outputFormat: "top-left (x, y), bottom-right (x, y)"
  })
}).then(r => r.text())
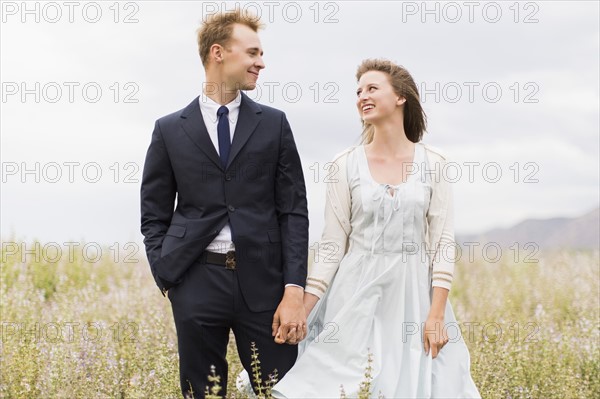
top-left (202, 250), bottom-right (236, 270)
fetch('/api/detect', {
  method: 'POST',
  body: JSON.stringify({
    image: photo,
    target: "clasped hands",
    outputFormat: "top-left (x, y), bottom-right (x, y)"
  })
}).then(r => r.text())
top-left (272, 287), bottom-right (314, 345)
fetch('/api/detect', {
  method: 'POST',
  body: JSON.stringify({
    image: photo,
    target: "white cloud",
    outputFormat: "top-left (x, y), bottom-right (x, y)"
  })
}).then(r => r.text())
top-left (1, 1), bottom-right (598, 244)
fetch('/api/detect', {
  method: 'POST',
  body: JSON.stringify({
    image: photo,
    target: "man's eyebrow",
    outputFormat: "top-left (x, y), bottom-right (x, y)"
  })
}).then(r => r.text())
top-left (248, 47), bottom-right (264, 55)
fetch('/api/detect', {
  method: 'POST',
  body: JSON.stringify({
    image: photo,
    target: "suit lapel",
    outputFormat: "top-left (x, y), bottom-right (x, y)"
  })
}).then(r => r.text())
top-left (180, 96), bottom-right (223, 170)
top-left (179, 93), bottom-right (262, 171)
top-left (227, 92), bottom-right (262, 169)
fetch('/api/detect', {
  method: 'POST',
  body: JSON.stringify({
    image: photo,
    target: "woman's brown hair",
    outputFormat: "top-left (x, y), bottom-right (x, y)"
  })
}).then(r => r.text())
top-left (356, 59), bottom-right (427, 143)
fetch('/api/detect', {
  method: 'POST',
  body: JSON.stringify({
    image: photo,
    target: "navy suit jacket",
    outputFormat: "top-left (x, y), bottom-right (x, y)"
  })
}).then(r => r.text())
top-left (140, 93), bottom-right (309, 312)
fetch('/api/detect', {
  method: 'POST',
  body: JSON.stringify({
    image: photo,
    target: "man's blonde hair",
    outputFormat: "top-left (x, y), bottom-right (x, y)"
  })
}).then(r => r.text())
top-left (197, 10), bottom-right (264, 66)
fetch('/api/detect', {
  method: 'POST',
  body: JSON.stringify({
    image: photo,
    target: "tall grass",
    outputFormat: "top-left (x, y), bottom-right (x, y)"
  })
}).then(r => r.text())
top-left (1, 241), bottom-right (598, 398)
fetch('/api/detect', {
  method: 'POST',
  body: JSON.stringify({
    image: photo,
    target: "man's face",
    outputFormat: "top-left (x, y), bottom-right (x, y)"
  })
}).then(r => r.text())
top-left (221, 23), bottom-right (265, 92)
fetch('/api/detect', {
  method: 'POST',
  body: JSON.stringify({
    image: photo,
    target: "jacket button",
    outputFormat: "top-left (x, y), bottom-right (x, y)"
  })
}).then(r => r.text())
top-left (225, 175), bottom-right (232, 181)
top-left (228, 205), bottom-right (235, 212)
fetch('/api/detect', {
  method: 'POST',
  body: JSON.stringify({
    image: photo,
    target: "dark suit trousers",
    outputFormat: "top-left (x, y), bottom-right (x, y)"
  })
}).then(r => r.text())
top-left (168, 258), bottom-right (298, 398)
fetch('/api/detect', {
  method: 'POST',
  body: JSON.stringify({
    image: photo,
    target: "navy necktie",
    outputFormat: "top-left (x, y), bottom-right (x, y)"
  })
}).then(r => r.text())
top-left (217, 105), bottom-right (230, 168)
top-left (217, 105), bottom-right (235, 241)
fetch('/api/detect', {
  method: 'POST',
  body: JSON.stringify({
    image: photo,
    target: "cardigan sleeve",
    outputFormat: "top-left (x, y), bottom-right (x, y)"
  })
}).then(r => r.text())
top-left (426, 150), bottom-right (456, 291)
top-left (305, 153), bottom-right (352, 299)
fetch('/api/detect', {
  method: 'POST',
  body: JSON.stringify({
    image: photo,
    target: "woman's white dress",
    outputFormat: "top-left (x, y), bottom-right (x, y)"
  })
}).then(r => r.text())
top-left (241, 143), bottom-right (480, 398)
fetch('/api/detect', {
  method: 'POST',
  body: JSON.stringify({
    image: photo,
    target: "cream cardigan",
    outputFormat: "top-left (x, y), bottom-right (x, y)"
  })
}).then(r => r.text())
top-left (305, 144), bottom-right (456, 299)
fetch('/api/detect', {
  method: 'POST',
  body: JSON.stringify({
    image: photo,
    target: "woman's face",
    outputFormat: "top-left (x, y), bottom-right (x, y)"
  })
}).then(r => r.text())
top-left (356, 70), bottom-right (405, 123)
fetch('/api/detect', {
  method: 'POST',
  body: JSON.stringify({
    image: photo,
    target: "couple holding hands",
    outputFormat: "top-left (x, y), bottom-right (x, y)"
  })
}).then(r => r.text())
top-left (140, 9), bottom-right (480, 399)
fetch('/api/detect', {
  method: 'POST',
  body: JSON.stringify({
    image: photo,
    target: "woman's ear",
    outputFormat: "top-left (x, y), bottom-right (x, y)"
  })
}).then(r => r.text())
top-left (397, 97), bottom-right (407, 106)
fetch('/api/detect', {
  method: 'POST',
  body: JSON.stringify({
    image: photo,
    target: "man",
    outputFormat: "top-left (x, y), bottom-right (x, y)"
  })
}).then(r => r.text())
top-left (140, 10), bottom-right (309, 397)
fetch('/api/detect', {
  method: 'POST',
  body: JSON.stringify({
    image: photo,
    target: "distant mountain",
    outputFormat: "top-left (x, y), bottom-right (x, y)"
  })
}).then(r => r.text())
top-left (457, 208), bottom-right (599, 250)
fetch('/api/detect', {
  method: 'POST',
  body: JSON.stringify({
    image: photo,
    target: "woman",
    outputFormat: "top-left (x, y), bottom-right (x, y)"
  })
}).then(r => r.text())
top-left (240, 59), bottom-right (480, 398)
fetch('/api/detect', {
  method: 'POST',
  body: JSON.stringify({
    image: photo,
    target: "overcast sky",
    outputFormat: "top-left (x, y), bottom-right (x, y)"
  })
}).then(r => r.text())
top-left (1, 1), bottom-right (599, 251)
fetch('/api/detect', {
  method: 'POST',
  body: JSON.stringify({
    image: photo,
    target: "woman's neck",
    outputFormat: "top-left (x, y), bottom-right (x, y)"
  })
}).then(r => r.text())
top-left (369, 122), bottom-right (414, 157)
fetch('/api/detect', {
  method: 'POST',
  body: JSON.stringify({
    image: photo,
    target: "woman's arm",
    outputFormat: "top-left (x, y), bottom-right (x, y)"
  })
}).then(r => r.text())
top-left (303, 292), bottom-right (320, 317)
top-left (424, 287), bottom-right (450, 358)
top-left (424, 147), bottom-right (456, 357)
top-left (304, 152), bottom-right (353, 315)
top-left (427, 152), bottom-right (456, 291)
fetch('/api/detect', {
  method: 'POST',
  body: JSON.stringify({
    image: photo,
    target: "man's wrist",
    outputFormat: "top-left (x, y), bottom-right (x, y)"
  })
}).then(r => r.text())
top-left (283, 284), bottom-right (304, 298)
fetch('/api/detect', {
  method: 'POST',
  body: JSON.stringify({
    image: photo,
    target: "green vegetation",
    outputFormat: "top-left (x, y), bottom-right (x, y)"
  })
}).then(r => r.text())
top-left (1, 242), bottom-right (598, 398)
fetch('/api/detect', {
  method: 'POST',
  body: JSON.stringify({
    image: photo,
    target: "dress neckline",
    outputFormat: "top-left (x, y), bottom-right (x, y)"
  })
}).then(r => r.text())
top-left (360, 143), bottom-right (422, 188)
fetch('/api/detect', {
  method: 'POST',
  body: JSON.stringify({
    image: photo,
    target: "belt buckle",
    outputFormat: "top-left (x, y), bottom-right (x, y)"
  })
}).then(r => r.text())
top-left (225, 250), bottom-right (236, 270)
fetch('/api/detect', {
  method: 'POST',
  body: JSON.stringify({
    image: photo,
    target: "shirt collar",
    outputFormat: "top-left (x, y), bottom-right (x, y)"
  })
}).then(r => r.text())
top-left (199, 91), bottom-right (242, 124)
